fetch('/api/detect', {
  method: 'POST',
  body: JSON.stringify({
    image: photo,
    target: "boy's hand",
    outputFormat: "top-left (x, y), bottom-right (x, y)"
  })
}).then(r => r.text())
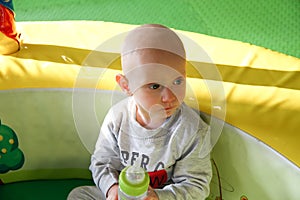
top-left (106, 184), bottom-right (119, 200)
top-left (145, 186), bottom-right (159, 200)
top-left (107, 184), bottom-right (158, 200)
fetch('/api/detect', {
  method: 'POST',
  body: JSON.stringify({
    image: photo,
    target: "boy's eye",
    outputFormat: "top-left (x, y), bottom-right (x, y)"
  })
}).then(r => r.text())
top-left (149, 84), bottom-right (160, 90)
top-left (174, 78), bottom-right (184, 85)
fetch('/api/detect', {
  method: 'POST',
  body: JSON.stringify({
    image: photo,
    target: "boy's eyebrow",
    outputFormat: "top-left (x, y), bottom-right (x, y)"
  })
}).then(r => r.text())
top-left (174, 75), bottom-right (186, 81)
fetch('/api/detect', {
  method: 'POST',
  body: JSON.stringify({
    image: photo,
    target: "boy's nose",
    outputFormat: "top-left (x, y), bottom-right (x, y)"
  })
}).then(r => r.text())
top-left (161, 87), bottom-right (176, 102)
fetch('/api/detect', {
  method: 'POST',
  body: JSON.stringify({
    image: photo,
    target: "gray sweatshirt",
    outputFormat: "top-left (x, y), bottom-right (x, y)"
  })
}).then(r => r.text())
top-left (90, 97), bottom-right (212, 199)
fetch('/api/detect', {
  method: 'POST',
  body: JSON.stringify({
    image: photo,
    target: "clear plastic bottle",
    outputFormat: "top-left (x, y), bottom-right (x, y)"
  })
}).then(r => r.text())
top-left (118, 165), bottom-right (150, 200)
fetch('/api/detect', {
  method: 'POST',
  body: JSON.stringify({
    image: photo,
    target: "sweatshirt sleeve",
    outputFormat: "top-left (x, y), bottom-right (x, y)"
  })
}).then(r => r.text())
top-left (89, 110), bottom-right (122, 197)
top-left (154, 126), bottom-right (212, 200)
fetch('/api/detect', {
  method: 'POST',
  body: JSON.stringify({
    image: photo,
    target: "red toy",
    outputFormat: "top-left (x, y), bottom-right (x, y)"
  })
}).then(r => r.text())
top-left (0, 2), bottom-right (20, 55)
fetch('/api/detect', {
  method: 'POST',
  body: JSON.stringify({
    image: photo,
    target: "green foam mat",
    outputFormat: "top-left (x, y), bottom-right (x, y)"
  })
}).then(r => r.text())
top-left (0, 179), bottom-right (94, 200)
top-left (13, 0), bottom-right (300, 58)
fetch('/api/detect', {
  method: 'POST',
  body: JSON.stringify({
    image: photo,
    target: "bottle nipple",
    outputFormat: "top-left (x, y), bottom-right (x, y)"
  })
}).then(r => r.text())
top-left (126, 165), bottom-right (145, 184)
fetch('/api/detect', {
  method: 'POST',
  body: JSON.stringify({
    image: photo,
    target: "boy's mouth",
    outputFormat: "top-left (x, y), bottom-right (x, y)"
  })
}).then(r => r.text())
top-left (164, 105), bottom-right (178, 112)
top-left (165, 107), bottom-right (174, 110)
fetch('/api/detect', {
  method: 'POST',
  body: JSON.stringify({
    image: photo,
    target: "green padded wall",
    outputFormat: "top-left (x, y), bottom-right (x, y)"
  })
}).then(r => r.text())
top-left (13, 0), bottom-right (300, 58)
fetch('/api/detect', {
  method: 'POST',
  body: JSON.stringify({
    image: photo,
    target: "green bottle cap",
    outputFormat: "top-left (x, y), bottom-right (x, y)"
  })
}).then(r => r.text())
top-left (119, 166), bottom-right (150, 197)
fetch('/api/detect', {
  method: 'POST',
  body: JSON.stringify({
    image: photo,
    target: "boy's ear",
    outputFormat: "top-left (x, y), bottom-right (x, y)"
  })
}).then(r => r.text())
top-left (116, 74), bottom-right (132, 96)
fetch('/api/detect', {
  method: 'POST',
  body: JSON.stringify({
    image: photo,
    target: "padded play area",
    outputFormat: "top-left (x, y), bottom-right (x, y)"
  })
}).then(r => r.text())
top-left (1, 1), bottom-right (300, 199)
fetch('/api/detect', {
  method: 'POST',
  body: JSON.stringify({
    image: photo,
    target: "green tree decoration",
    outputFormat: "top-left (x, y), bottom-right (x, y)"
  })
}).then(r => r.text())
top-left (0, 119), bottom-right (25, 176)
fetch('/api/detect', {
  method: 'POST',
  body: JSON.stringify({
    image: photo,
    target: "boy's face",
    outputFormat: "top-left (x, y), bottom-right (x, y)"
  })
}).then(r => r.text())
top-left (123, 49), bottom-right (186, 120)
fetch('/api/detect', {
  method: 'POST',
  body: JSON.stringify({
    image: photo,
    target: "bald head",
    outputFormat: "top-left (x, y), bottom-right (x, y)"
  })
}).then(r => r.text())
top-left (121, 24), bottom-right (186, 73)
top-left (122, 24), bottom-right (185, 57)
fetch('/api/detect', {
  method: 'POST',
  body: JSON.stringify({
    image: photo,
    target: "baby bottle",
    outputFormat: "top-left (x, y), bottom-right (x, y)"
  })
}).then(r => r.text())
top-left (118, 165), bottom-right (150, 200)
